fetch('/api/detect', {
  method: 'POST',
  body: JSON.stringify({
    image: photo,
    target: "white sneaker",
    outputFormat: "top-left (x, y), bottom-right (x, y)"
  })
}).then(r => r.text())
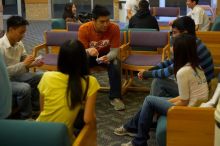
top-left (114, 126), bottom-right (137, 137)
top-left (110, 98), bottom-right (125, 111)
top-left (121, 141), bottom-right (133, 146)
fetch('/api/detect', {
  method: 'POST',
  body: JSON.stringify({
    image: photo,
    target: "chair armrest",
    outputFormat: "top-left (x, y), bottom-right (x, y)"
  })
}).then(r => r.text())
top-left (167, 106), bottom-right (215, 146)
top-left (161, 44), bottom-right (170, 61)
top-left (73, 123), bottom-right (97, 146)
top-left (32, 43), bottom-right (48, 57)
top-left (120, 43), bottom-right (130, 61)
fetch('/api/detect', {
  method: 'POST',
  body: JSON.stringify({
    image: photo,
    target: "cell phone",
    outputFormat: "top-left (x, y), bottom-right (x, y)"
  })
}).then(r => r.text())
top-left (96, 58), bottom-right (103, 64)
top-left (35, 55), bottom-right (43, 61)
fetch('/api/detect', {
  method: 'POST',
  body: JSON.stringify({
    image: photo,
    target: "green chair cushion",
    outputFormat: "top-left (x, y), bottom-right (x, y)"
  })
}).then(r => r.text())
top-left (0, 120), bottom-right (71, 146)
top-left (51, 18), bottom-right (66, 29)
top-left (156, 116), bottom-right (167, 146)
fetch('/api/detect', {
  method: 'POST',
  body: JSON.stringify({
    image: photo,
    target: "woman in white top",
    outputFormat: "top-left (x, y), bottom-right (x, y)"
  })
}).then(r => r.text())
top-left (114, 34), bottom-right (209, 146)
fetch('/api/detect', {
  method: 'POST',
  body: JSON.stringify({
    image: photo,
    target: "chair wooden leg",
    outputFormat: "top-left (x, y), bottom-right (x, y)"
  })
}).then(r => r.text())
top-left (99, 87), bottom-right (110, 92)
top-left (122, 70), bottom-right (150, 94)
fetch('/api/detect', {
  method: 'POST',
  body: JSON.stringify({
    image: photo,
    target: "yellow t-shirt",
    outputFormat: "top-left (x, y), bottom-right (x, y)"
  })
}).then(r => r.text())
top-left (36, 71), bottom-right (100, 140)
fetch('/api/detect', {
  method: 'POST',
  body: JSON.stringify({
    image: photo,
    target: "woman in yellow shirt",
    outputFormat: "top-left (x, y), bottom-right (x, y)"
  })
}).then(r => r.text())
top-left (36, 40), bottom-right (100, 142)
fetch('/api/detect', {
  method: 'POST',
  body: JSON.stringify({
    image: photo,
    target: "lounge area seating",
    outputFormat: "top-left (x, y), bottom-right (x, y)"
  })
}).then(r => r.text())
top-left (120, 30), bottom-right (170, 94)
top-left (0, 120), bottom-right (71, 146)
top-left (167, 106), bottom-right (215, 146)
top-left (151, 7), bottom-right (180, 30)
top-left (32, 31), bottom-right (78, 71)
top-left (51, 18), bottom-right (66, 30)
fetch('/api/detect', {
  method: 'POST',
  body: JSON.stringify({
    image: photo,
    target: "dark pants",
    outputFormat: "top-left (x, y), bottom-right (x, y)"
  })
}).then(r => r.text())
top-left (124, 96), bottom-right (173, 146)
top-left (150, 78), bottom-right (179, 98)
top-left (11, 72), bottom-right (43, 118)
top-left (89, 56), bottom-right (121, 100)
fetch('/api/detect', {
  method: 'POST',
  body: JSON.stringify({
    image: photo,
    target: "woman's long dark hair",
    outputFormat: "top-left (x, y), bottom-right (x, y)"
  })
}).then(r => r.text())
top-left (58, 40), bottom-right (89, 109)
top-left (173, 34), bottom-right (200, 77)
top-left (62, 3), bottom-right (77, 21)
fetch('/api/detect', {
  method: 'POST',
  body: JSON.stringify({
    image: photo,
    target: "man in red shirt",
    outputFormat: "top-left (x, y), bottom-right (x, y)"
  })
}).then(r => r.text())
top-left (78, 5), bottom-right (124, 110)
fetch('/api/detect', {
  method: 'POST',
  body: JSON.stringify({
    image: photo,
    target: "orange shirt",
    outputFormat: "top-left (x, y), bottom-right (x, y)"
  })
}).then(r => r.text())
top-left (78, 21), bottom-right (120, 55)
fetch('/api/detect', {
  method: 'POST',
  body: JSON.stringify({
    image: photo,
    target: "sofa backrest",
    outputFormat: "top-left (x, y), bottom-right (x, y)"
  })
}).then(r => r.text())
top-left (0, 120), bottom-right (71, 146)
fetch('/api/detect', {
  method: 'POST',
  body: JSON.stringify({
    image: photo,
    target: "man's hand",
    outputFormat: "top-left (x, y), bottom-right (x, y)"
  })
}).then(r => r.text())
top-left (168, 20), bottom-right (174, 26)
top-left (98, 55), bottom-right (110, 64)
top-left (32, 60), bottom-right (44, 67)
top-left (24, 55), bottom-right (44, 68)
top-left (137, 69), bottom-right (146, 80)
top-left (87, 48), bottom-right (99, 56)
top-left (23, 55), bottom-right (35, 68)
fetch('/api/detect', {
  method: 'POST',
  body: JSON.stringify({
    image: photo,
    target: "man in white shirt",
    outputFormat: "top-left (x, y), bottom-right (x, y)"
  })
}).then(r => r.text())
top-left (0, 16), bottom-right (43, 119)
top-left (125, 0), bottom-right (149, 20)
top-left (186, 0), bottom-right (210, 31)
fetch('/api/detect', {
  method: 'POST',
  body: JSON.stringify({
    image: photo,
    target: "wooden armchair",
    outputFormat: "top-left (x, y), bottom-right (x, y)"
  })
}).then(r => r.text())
top-left (196, 31), bottom-right (220, 74)
top-left (120, 30), bottom-right (170, 94)
top-left (73, 123), bottom-right (97, 146)
top-left (32, 31), bottom-right (78, 71)
top-left (167, 106), bottom-right (215, 146)
top-left (152, 7), bottom-right (180, 30)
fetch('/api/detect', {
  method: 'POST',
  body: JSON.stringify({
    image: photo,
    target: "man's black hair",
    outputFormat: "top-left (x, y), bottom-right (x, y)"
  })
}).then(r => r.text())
top-left (7, 16), bottom-right (29, 31)
top-left (191, 0), bottom-right (199, 5)
top-left (92, 5), bottom-right (110, 20)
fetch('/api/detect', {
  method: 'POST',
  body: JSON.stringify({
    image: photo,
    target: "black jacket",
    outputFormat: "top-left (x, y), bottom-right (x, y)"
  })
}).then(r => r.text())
top-left (129, 11), bottom-right (160, 31)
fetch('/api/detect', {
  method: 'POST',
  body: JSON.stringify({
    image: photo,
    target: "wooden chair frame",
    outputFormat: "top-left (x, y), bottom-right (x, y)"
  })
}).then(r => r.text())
top-left (120, 31), bottom-right (170, 94)
top-left (167, 106), bottom-right (215, 146)
top-left (196, 31), bottom-right (220, 74)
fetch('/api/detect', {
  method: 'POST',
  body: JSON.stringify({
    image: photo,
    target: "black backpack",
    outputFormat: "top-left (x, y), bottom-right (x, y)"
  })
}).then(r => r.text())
top-left (78, 12), bottom-right (93, 23)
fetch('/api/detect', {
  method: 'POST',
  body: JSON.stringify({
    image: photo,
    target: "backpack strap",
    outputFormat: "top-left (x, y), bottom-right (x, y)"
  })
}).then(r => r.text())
top-left (81, 76), bottom-right (89, 105)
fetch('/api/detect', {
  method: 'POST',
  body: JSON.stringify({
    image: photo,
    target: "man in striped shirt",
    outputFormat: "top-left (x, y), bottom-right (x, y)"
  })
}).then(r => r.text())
top-left (138, 16), bottom-right (214, 97)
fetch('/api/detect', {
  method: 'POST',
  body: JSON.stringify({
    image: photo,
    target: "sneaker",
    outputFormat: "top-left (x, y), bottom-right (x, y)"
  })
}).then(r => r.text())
top-left (110, 98), bottom-right (125, 111)
top-left (114, 126), bottom-right (137, 137)
top-left (121, 141), bottom-right (133, 146)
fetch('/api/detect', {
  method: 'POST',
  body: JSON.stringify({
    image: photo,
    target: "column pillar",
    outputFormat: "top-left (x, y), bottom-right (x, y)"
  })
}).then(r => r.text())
top-left (216, 0), bottom-right (220, 16)
top-left (113, 0), bottom-right (119, 20)
top-left (24, 0), bottom-right (51, 20)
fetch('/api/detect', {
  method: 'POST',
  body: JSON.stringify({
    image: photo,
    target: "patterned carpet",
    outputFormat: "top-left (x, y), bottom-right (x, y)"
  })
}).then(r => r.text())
top-left (3, 20), bottom-right (157, 146)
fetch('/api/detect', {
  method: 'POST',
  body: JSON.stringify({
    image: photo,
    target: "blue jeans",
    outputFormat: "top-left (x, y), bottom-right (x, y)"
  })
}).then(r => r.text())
top-left (124, 95), bottom-right (173, 146)
top-left (150, 78), bottom-right (179, 98)
top-left (11, 72), bottom-right (43, 118)
top-left (89, 57), bottom-right (121, 100)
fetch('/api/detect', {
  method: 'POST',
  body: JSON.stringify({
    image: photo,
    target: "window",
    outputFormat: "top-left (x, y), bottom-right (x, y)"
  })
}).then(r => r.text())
top-left (149, 0), bottom-right (159, 7)
top-left (165, 0), bottom-right (186, 15)
top-left (51, 0), bottom-right (114, 19)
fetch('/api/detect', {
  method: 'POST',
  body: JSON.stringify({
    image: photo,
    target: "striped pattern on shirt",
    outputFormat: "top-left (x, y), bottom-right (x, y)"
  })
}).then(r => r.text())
top-left (142, 38), bottom-right (214, 82)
